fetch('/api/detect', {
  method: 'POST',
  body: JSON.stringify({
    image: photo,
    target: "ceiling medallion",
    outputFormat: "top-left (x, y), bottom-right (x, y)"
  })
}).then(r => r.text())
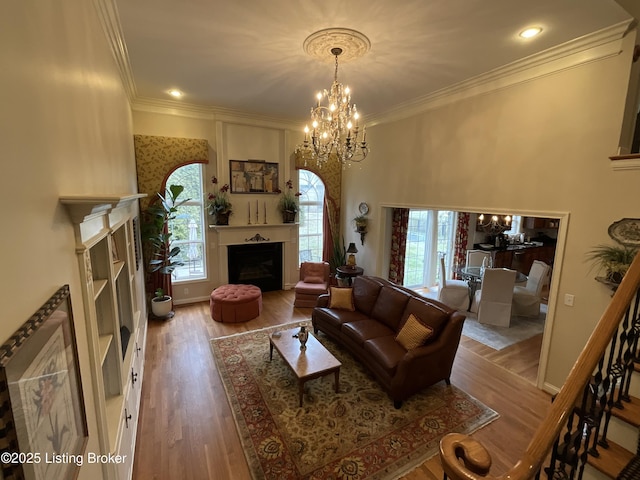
top-left (303, 28), bottom-right (371, 64)
top-left (296, 28), bottom-right (370, 167)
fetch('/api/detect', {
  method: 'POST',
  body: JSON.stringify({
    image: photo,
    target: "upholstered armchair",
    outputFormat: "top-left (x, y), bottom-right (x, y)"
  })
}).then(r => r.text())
top-left (294, 261), bottom-right (330, 307)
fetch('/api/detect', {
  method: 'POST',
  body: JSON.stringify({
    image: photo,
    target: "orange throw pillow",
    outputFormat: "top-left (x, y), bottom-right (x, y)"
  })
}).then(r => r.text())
top-left (396, 313), bottom-right (434, 350)
top-left (329, 287), bottom-right (355, 311)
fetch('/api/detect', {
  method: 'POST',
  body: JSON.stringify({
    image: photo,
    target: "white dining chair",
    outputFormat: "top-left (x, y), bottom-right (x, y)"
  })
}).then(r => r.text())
top-left (474, 268), bottom-right (517, 327)
top-left (466, 249), bottom-right (492, 268)
top-left (512, 260), bottom-right (550, 317)
top-left (437, 256), bottom-right (469, 311)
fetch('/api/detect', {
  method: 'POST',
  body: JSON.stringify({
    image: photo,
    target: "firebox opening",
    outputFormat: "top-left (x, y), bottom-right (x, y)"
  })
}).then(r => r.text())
top-left (227, 242), bottom-right (283, 292)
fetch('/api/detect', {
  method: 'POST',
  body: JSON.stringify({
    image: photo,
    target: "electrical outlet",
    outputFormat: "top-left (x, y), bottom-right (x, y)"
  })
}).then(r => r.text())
top-left (564, 294), bottom-right (574, 307)
top-left (184, 288), bottom-right (189, 295)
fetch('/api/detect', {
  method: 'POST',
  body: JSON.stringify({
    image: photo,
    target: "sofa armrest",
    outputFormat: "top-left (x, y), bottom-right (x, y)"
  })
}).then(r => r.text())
top-left (316, 294), bottom-right (330, 307)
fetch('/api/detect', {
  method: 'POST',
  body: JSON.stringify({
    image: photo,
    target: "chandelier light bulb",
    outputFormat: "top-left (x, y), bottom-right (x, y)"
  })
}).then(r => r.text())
top-left (347, 121), bottom-right (353, 129)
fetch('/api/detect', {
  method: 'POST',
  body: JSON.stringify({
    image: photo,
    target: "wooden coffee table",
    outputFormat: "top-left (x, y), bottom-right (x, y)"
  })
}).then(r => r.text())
top-left (269, 327), bottom-right (341, 407)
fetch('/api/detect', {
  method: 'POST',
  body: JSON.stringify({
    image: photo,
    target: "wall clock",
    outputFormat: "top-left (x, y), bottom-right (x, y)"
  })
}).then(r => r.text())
top-left (358, 202), bottom-right (369, 215)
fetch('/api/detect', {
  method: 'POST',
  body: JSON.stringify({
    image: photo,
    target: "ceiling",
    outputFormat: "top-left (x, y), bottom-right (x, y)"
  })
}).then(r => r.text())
top-left (115, 0), bottom-right (632, 123)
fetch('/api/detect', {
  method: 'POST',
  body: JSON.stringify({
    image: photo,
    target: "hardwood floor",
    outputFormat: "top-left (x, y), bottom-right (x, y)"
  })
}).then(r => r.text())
top-left (132, 290), bottom-right (552, 479)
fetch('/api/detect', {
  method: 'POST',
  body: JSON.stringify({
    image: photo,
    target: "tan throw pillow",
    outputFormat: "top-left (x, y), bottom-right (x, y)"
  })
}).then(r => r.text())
top-left (329, 287), bottom-right (355, 311)
top-left (396, 313), bottom-right (434, 350)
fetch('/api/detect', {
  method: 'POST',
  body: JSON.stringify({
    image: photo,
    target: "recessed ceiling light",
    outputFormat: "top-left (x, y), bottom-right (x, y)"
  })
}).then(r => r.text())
top-left (168, 89), bottom-right (183, 98)
top-left (519, 27), bottom-right (543, 39)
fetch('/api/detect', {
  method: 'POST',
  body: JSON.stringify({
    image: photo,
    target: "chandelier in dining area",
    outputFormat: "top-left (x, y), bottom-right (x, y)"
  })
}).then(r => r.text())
top-left (295, 28), bottom-right (370, 167)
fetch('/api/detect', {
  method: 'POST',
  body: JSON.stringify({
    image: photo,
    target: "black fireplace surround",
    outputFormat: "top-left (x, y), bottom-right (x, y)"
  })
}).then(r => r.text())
top-left (227, 242), bottom-right (283, 292)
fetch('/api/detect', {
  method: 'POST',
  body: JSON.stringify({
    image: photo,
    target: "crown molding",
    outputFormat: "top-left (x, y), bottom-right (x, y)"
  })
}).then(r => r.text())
top-left (93, 0), bottom-right (137, 103)
top-left (367, 20), bottom-right (634, 127)
top-left (131, 97), bottom-right (301, 129)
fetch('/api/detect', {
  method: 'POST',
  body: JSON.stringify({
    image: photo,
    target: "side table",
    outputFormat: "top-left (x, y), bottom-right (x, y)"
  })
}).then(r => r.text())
top-left (336, 266), bottom-right (364, 286)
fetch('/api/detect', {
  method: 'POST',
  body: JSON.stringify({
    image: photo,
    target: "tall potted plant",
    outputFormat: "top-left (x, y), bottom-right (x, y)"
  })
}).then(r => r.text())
top-left (142, 184), bottom-right (189, 318)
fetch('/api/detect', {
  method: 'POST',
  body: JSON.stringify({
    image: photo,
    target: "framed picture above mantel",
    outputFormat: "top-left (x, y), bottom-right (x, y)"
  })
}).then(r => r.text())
top-left (229, 159), bottom-right (279, 194)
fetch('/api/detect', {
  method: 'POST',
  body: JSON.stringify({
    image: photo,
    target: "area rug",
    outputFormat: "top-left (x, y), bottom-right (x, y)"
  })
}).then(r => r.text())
top-left (462, 304), bottom-right (546, 350)
top-left (210, 322), bottom-right (498, 480)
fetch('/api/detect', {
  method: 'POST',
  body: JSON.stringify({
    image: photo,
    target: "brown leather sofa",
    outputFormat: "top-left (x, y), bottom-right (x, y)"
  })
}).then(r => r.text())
top-left (312, 275), bottom-right (466, 408)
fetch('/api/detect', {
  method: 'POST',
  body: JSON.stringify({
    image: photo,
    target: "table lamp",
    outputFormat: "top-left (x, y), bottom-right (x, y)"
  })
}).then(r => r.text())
top-left (346, 242), bottom-right (358, 267)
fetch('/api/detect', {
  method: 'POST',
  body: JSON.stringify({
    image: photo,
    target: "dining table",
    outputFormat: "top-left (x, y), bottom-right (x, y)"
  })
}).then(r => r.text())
top-left (455, 266), bottom-right (527, 311)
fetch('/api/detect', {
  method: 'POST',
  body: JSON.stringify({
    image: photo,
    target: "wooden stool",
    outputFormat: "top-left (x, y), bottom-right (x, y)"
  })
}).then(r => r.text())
top-left (210, 284), bottom-right (262, 323)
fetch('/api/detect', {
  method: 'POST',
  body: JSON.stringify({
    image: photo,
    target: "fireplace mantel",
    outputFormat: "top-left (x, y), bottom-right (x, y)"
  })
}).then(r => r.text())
top-left (209, 223), bottom-right (298, 288)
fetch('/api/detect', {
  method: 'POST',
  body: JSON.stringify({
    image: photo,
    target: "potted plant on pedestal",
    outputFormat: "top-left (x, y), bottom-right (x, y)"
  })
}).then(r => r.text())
top-left (276, 179), bottom-right (302, 223)
top-left (142, 184), bottom-right (189, 318)
top-left (207, 176), bottom-right (232, 225)
top-left (587, 244), bottom-right (638, 286)
top-left (353, 214), bottom-right (368, 245)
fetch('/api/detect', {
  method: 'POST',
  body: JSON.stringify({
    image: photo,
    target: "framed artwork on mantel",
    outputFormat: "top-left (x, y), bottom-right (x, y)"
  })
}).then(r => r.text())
top-left (229, 159), bottom-right (279, 194)
top-left (0, 285), bottom-right (88, 480)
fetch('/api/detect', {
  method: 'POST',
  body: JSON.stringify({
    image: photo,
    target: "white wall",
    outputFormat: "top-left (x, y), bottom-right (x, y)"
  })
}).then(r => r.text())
top-left (341, 31), bottom-right (640, 389)
top-left (1, 2), bottom-right (138, 478)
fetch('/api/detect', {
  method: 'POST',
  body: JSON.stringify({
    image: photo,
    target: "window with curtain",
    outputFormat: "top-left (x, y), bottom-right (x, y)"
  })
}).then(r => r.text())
top-left (165, 163), bottom-right (207, 282)
top-left (298, 170), bottom-right (325, 264)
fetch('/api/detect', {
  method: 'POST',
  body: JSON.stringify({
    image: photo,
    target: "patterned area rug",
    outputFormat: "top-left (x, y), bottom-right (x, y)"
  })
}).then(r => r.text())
top-left (210, 322), bottom-right (498, 479)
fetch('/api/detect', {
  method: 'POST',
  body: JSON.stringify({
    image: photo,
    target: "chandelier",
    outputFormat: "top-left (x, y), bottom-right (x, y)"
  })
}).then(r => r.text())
top-left (477, 214), bottom-right (512, 234)
top-left (296, 29), bottom-right (370, 166)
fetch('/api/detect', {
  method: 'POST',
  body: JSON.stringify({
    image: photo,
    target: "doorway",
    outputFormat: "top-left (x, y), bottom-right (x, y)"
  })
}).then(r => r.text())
top-left (383, 206), bottom-right (563, 387)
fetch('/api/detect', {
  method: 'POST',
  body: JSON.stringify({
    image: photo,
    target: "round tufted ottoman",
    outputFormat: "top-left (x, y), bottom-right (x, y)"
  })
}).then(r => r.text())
top-left (210, 284), bottom-right (262, 323)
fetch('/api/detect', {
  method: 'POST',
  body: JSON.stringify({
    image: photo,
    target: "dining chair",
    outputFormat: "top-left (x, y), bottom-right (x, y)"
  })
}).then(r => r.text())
top-left (512, 260), bottom-right (550, 317)
top-left (474, 268), bottom-right (517, 327)
top-left (437, 257), bottom-right (469, 311)
top-left (466, 249), bottom-right (492, 267)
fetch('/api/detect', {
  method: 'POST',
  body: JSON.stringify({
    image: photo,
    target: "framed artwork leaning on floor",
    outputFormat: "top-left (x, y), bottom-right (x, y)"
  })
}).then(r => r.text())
top-left (0, 284), bottom-right (88, 480)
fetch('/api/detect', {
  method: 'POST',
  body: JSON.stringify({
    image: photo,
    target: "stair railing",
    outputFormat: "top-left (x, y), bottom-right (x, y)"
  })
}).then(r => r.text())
top-left (440, 251), bottom-right (640, 480)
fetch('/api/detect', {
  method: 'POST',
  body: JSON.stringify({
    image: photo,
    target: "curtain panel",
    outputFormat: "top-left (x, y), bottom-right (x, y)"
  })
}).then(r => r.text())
top-left (388, 208), bottom-right (410, 285)
top-left (453, 212), bottom-right (470, 279)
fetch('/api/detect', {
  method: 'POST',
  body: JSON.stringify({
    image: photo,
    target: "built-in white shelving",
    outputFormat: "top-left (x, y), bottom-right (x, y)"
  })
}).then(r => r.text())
top-left (61, 193), bottom-right (146, 480)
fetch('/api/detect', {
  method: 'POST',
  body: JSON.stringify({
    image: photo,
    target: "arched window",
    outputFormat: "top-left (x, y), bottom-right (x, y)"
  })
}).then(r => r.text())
top-left (165, 163), bottom-right (207, 282)
top-left (298, 170), bottom-right (325, 264)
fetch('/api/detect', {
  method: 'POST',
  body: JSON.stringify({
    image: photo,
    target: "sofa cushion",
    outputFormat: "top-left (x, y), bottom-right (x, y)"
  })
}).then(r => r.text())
top-left (295, 282), bottom-right (327, 295)
top-left (304, 275), bottom-right (325, 284)
top-left (352, 276), bottom-right (383, 316)
top-left (363, 336), bottom-right (406, 375)
top-left (399, 297), bottom-right (450, 339)
top-left (313, 307), bottom-right (368, 330)
top-left (396, 313), bottom-right (434, 350)
top-left (342, 320), bottom-right (395, 346)
top-left (329, 287), bottom-right (355, 311)
top-left (370, 286), bottom-right (411, 331)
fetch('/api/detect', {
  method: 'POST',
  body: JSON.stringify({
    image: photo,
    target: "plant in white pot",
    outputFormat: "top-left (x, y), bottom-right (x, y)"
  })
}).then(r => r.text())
top-left (151, 288), bottom-right (173, 318)
top-left (142, 184), bottom-right (189, 319)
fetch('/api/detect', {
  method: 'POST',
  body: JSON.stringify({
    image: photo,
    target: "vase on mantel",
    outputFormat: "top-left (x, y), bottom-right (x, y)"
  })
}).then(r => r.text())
top-left (282, 210), bottom-right (296, 224)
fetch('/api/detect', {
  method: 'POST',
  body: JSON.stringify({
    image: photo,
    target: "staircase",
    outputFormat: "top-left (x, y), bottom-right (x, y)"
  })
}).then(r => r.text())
top-left (439, 252), bottom-right (640, 480)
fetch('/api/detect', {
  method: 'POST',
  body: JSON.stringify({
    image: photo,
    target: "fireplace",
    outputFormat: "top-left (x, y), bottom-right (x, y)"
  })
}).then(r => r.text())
top-left (227, 242), bottom-right (283, 292)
